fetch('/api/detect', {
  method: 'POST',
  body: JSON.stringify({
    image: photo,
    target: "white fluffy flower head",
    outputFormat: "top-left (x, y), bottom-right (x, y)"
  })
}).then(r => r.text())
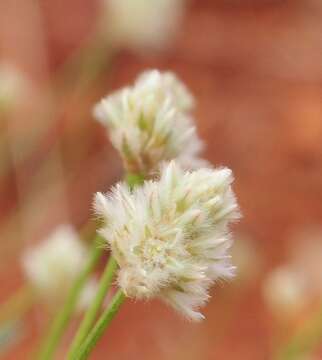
top-left (94, 70), bottom-right (205, 175)
top-left (100, 0), bottom-right (185, 52)
top-left (95, 161), bottom-right (240, 320)
top-left (22, 225), bottom-right (88, 299)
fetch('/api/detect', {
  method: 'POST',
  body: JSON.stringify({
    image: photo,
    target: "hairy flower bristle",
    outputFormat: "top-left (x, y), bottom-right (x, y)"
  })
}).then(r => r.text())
top-left (94, 161), bottom-right (240, 321)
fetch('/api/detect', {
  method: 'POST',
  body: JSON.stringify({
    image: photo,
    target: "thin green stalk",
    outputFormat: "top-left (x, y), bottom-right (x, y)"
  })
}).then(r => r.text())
top-left (67, 173), bottom-right (144, 358)
top-left (67, 256), bottom-right (118, 358)
top-left (275, 306), bottom-right (322, 360)
top-left (38, 238), bottom-right (103, 360)
top-left (73, 289), bottom-right (125, 360)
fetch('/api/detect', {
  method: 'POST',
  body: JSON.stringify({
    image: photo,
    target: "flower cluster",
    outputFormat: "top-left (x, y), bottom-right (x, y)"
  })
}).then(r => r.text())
top-left (22, 225), bottom-right (88, 299)
top-left (94, 70), bottom-right (206, 175)
top-left (95, 161), bottom-right (239, 320)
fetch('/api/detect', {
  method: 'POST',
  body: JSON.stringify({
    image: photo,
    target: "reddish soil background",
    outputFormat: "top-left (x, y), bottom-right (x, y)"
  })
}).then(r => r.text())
top-left (0, 1), bottom-right (322, 359)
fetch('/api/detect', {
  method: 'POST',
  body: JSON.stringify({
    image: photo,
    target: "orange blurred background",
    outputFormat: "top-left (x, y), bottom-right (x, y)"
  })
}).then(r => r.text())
top-left (1, 0), bottom-right (322, 359)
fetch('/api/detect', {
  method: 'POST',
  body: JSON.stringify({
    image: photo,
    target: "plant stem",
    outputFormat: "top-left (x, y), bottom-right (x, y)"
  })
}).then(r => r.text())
top-left (67, 256), bottom-right (118, 359)
top-left (125, 172), bottom-right (145, 190)
top-left (73, 289), bottom-right (125, 360)
top-left (38, 238), bottom-right (103, 360)
top-left (275, 306), bottom-right (322, 360)
top-left (67, 173), bottom-right (144, 358)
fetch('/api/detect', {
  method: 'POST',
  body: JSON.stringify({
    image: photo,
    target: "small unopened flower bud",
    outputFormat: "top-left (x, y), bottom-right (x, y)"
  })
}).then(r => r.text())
top-left (95, 161), bottom-right (240, 321)
top-left (94, 70), bottom-right (206, 175)
top-left (21, 225), bottom-right (88, 300)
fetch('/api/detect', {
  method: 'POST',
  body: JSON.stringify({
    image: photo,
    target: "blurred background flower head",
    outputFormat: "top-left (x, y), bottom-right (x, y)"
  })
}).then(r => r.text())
top-left (21, 225), bottom-right (88, 300)
top-left (100, 0), bottom-right (186, 52)
top-left (0, 63), bottom-right (29, 113)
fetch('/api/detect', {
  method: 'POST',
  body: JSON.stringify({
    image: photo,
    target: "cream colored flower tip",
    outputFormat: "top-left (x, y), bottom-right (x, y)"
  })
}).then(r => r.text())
top-left (135, 70), bottom-right (195, 112)
top-left (100, 0), bottom-right (185, 52)
top-left (93, 70), bottom-right (205, 175)
top-left (94, 161), bottom-right (240, 321)
top-left (22, 225), bottom-right (88, 298)
top-left (0, 63), bottom-right (28, 112)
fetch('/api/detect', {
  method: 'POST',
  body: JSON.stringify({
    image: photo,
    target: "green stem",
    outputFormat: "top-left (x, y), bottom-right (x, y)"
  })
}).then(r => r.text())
top-left (38, 238), bottom-right (103, 360)
top-left (67, 173), bottom-right (144, 358)
top-left (73, 290), bottom-right (125, 360)
top-left (125, 172), bottom-right (145, 190)
top-left (67, 256), bottom-right (118, 359)
top-left (275, 306), bottom-right (322, 360)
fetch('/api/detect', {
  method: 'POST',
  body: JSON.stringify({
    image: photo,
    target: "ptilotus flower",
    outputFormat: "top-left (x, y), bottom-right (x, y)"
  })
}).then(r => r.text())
top-left (22, 225), bottom-right (88, 300)
top-left (94, 161), bottom-right (240, 321)
top-left (93, 70), bottom-right (206, 175)
top-left (99, 0), bottom-right (186, 52)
